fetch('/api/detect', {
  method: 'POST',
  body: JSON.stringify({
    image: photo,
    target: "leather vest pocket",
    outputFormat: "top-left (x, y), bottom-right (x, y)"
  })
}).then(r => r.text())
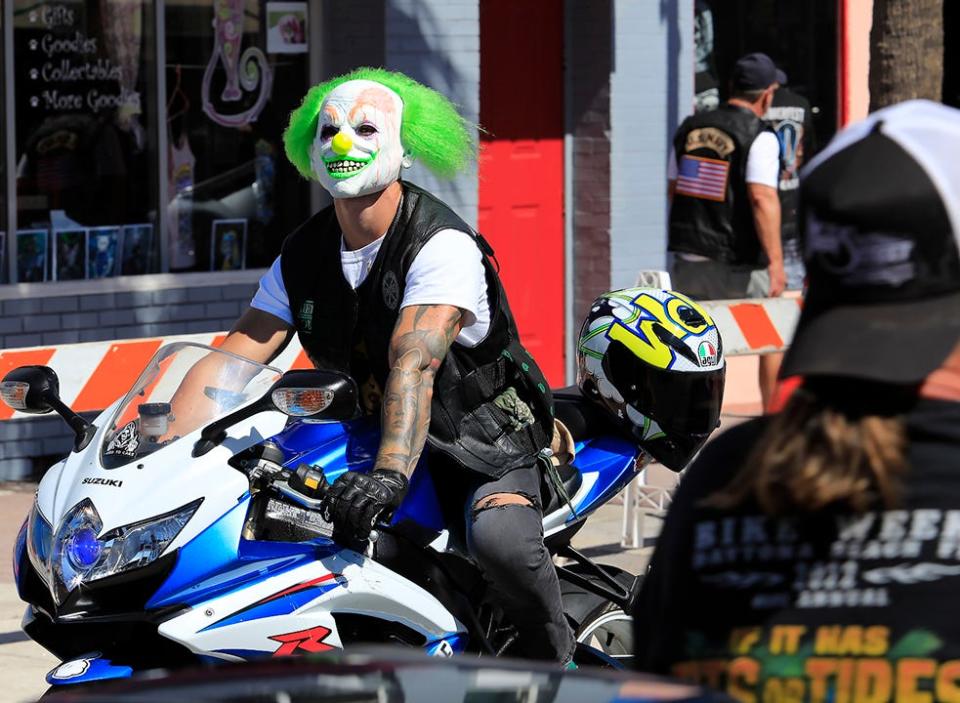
top-left (464, 402), bottom-right (511, 444)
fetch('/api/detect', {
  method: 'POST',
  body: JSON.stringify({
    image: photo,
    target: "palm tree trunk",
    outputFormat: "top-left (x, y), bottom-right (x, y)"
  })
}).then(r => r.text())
top-left (869, 0), bottom-right (944, 110)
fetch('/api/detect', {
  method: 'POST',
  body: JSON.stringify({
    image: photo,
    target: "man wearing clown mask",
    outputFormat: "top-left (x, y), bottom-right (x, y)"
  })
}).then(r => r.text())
top-left (215, 68), bottom-right (575, 665)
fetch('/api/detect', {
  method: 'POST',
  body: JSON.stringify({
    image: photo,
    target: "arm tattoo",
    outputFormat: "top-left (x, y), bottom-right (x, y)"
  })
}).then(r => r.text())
top-left (375, 305), bottom-right (462, 478)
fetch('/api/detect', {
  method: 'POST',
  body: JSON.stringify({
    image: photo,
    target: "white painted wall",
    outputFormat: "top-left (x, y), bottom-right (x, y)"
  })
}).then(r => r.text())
top-left (385, 0), bottom-right (480, 227)
top-left (609, 0), bottom-right (694, 289)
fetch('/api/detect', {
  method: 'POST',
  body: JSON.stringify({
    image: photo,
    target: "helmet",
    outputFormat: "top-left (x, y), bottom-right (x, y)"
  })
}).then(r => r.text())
top-left (577, 288), bottom-right (725, 471)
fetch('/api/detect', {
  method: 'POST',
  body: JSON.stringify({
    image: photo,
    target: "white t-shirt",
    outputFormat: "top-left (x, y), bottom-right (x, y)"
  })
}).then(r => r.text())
top-left (251, 229), bottom-right (491, 347)
top-left (668, 130), bottom-right (780, 188)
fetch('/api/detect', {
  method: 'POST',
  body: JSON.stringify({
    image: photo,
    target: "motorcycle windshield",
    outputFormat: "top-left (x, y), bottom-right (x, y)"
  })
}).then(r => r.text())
top-left (100, 342), bottom-right (282, 468)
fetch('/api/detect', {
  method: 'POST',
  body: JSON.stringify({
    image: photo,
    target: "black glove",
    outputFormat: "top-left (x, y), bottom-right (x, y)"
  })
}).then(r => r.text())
top-left (320, 469), bottom-right (409, 540)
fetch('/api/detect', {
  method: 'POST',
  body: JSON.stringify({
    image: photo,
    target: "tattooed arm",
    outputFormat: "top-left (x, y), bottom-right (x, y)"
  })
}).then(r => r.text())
top-left (376, 304), bottom-right (463, 478)
top-left (320, 304), bottom-right (461, 538)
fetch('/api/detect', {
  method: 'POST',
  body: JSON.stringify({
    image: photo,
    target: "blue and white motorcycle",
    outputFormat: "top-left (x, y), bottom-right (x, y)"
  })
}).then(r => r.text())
top-left (6, 341), bottom-right (645, 689)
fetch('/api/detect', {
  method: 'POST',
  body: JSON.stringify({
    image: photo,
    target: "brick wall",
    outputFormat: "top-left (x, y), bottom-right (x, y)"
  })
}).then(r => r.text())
top-left (609, 0), bottom-right (694, 289)
top-left (385, 0), bottom-right (480, 227)
top-left (0, 270), bottom-right (261, 479)
top-left (0, 414), bottom-right (98, 481)
top-left (570, 0), bottom-right (613, 325)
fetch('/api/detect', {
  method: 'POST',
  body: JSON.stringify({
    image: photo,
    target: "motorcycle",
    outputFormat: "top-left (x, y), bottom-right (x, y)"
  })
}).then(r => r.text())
top-left (5, 341), bottom-right (645, 689)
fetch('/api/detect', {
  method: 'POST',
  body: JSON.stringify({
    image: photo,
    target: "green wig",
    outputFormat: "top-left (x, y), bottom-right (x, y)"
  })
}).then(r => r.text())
top-left (284, 67), bottom-right (476, 181)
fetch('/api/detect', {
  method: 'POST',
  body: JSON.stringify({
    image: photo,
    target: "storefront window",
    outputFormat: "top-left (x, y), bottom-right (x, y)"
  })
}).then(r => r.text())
top-left (693, 0), bottom-right (838, 146)
top-left (164, 0), bottom-right (309, 273)
top-left (13, 0), bottom-right (159, 282)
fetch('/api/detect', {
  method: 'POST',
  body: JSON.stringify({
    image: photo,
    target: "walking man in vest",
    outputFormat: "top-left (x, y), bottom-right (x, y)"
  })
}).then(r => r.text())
top-left (667, 52), bottom-right (785, 411)
top-left (212, 68), bottom-right (576, 665)
top-left (765, 68), bottom-right (817, 291)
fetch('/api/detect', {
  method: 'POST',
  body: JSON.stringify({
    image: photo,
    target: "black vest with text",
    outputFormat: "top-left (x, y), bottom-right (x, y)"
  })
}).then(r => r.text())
top-left (766, 87), bottom-right (814, 243)
top-left (669, 104), bottom-right (771, 266)
top-left (280, 182), bottom-right (553, 478)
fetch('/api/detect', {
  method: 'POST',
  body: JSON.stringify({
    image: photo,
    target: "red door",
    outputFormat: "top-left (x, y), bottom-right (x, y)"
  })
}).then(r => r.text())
top-left (479, 1), bottom-right (565, 385)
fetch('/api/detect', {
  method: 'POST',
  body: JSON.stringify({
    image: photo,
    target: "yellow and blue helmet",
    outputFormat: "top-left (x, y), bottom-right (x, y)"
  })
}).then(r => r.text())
top-left (577, 288), bottom-right (725, 471)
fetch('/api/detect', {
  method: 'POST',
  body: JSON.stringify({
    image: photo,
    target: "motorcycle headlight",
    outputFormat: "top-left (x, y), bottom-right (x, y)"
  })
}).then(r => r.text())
top-left (26, 501), bottom-right (53, 585)
top-left (51, 498), bottom-right (201, 605)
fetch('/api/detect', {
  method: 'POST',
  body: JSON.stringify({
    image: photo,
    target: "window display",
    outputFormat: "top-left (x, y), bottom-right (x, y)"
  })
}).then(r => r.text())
top-left (87, 226), bottom-right (120, 279)
top-left (8, 0), bottom-right (308, 283)
top-left (266, 2), bottom-right (308, 54)
top-left (52, 228), bottom-right (85, 281)
top-left (210, 218), bottom-right (246, 271)
top-left (16, 229), bottom-right (48, 282)
top-left (120, 223), bottom-right (154, 275)
top-left (164, 0), bottom-right (309, 272)
top-left (210, 220), bottom-right (247, 271)
top-left (12, 0), bottom-right (159, 282)
top-left (0, 0), bottom-right (307, 286)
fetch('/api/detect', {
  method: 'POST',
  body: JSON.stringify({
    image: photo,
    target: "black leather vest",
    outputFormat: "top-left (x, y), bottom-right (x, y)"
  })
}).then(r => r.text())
top-left (280, 181), bottom-right (553, 478)
top-left (669, 104), bottom-right (771, 266)
top-left (767, 87), bottom-right (812, 243)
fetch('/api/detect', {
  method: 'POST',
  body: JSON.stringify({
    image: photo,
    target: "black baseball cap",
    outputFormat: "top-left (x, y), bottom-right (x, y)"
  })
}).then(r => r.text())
top-left (780, 100), bottom-right (960, 384)
top-left (775, 68), bottom-right (788, 86)
top-left (731, 52), bottom-right (778, 91)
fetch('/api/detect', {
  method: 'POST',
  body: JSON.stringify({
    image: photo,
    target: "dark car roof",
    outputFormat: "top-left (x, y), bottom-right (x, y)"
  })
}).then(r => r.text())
top-left (40, 648), bottom-right (730, 703)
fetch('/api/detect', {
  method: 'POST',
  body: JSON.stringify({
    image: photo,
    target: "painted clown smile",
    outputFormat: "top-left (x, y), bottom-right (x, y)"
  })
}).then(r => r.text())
top-left (323, 154), bottom-right (375, 179)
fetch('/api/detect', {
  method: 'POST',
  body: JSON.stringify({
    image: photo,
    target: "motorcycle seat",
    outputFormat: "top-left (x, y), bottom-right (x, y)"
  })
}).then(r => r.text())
top-left (541, 460), bottom-right (583, 516)
top-left (551, 385), bottom-right (614, 442)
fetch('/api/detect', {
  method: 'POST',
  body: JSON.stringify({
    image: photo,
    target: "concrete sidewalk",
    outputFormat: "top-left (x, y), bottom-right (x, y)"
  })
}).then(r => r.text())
top-left (0, 485), bottom-right (57, 703)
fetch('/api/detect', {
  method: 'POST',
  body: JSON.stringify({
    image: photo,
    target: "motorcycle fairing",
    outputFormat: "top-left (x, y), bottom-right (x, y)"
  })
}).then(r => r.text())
top-left (138, 469), bottom-right (464, 660)
top-left (46, 653), bottom-right (133, 686)
top-left (570, 435), bottom-right (644, 515)
top-left (198, 573), bottom-right (345, 631)
top-left (273, 417), bottom-right (446, 532)
top-left (36, 401), bottom-right (289, 559)
top-left (157, 548), bottom-right (465, 660)
top-left (270, 417), bottom-right (641, 543)
top-left (13, 518), bottom-right (26, 586)
top-left (426, 633), bottom-right (467, 657)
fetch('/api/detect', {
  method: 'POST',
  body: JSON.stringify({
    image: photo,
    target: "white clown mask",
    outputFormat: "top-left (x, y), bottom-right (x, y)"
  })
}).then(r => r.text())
top-left (309, 79), bottom-right (409, 198)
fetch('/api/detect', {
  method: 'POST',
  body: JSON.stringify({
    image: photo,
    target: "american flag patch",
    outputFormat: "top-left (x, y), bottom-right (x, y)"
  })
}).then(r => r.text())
top-left (675, 155), bottom-right (730, 202)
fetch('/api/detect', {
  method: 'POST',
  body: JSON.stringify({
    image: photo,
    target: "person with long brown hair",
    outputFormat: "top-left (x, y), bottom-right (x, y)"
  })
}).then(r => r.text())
top-left (633, 100), bottom-right (960, 702)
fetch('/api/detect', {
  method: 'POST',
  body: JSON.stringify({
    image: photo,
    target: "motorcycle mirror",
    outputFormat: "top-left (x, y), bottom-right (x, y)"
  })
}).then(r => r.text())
top-left (0, 365), bottom-right (59, 414)
top-left (0, 365), bottom-right (97, 451)
top-left (193, 369), bottom-right (359, 457)
top-left (269, 370), bottom-right (358, 420)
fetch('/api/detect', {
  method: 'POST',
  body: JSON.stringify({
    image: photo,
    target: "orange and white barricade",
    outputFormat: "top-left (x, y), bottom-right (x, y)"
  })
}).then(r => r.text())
top-left (0, 333), bottom-right (311, 422)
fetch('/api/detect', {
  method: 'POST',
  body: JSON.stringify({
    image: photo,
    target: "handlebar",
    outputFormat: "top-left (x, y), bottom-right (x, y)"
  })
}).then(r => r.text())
top-left (272, 463), bottom-right (394, 543)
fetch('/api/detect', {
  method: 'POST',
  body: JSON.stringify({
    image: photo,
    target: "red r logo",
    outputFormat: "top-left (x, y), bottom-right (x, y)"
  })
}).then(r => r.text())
top-left (269, 625), bottom-right (334, 656)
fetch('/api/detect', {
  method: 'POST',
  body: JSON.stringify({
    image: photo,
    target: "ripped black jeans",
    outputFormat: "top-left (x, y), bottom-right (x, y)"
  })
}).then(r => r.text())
top-left (463, 463), bottom-right (576, 664)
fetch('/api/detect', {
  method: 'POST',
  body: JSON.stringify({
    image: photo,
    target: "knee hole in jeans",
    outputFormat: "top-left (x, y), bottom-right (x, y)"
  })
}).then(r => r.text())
top-left (471, 492), bottom-right (538, 521)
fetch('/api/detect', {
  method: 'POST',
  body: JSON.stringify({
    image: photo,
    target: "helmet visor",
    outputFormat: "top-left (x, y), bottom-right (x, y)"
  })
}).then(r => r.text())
top-left (604, 340), bottom-right (725, 436)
